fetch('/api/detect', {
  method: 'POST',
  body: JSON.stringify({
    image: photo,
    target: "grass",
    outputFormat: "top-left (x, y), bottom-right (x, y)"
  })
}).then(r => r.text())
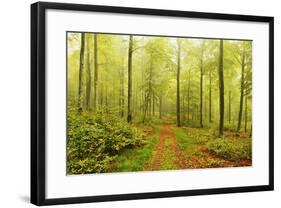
top-left (160, 137), bottom-right (177, 170)
top-left (174, 126), bottom-right (252, 167)
top-left (112, 125), bottom-right (161, 172)
top-left (174, 127), bottom-right (204, 158)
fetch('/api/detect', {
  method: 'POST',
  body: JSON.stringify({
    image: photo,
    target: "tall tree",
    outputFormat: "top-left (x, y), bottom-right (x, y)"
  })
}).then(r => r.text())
top-left (244, 95), bottom-right (248, 132)
top-left (228, 91), bottom-right (231, 124)
top-left (159, 95), bottom-right (162, 119)
top-left (176, 39), bottom-right (181, 127)
top-left (218, 40), bottom-right (224, 136)
top-left (199, 41), bottom-right (205, 128)
top-left (127, 35), bottom-right (133, 123)
top-left (237, 42), bottom-right (245, 132)
top-left (187, 70), bottom-right (191, 123)
top-left (93, 34), bottom-right (98, 112)
top-left (86, 34), bottom-right (92, 111)
top-left (78, 33), bottom-right (85, 112)
top-left (209, 68), bottom-right (212, 123)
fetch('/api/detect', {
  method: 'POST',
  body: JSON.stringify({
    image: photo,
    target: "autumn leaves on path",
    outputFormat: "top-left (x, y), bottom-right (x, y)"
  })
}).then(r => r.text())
top-left (143, 118), bottom-right (252, 171)
top-left (144, 119), bottom-right (188, 171)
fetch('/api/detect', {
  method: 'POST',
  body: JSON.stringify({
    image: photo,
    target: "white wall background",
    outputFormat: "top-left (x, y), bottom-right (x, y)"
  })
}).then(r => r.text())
top-left (0, 0), bottom-right (279, 207)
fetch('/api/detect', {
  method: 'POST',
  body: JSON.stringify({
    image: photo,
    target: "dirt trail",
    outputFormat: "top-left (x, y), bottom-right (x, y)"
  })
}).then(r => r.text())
top-left (143, 118), bottom-right (251, 171)
top-left (144, 118), bottom-right (188, 171)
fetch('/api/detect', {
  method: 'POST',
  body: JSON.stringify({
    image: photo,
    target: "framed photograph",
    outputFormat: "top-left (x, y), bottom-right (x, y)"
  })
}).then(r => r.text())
top-left (31, 2), bottom-right (274, 206)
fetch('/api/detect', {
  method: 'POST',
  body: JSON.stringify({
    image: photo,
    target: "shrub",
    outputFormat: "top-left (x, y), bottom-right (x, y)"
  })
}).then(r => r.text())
top-left (67, 107), bottom-right (143, 174)
top-left (207, 138), bottom-right (251, 160)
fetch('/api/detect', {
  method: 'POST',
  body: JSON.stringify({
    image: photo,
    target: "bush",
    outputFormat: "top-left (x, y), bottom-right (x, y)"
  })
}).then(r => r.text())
top-left (207, 138), bottom-right (251, 160)
top-left (67, 107), bottom-right (143, 174)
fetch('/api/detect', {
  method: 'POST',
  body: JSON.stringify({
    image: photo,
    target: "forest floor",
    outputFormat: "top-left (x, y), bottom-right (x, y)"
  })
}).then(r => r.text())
top-left (113, 117), bottom-right (252, 172)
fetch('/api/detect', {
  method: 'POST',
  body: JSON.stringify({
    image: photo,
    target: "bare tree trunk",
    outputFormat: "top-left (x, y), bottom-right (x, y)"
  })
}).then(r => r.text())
top-left (121, 66), bottom-right (125, 117)
top-left (250, 124), bottom-right (252, 137)
top-left (127, 35), bottom-right (133, 123)
top-left (182, 88), bottom-right (185, 122)
top-left (142, 93), bottom-right (149, 123)
top-left (86, 34), bottom-right (91, 111)
top-left (244, 95), bottom-right (248, 132)
top-left (176, 40), bottom-right (181, 127)
top-left (237, 42), bottom-right (245, 132)
top-left (218, 40), bottom-right (224, 136)
top-left (187, 71), bottom-right (191, 123)
top-left (200, 41), bottom-right (205, 128)
top-left (228, 91), bottom-right (231, 124)
top-left (159, 96), bottom-right (162, 119)
top-left (93, 34), bottom-right (98, 112)
top-left (209, 68), bottom-right (212, 123)
top-left (152, 93), bottom-right (155, 116)
top-left (78, 33), bottom-right (85, 112)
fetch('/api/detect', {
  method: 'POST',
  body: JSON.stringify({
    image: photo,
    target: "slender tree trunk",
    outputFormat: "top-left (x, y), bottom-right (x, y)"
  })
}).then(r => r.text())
top-left (250, 124), bottom-right (252, 137)
top-left (228, 91), bottom-right (231, 124)
top-left (121, 66), bottom-right (125, 117)
top-left (86, 34), bottom-right (92, 111)
top-left (152, 93), bottom-right (155, 116)
top-left (127, 35), bottom-right (133, 123)
top-left (244, 95), bottom-right (248, 132)
top-left (93, 34), bottom-right (98, 112)
top-left (142, 93), bottom-right (149, 123)
top-left (159, 96), bottom-right (162, 119)
top-left (237, 42), bottom-right (245, 132)
top-left (209, 68), bottom-right (212, 123)
top-left (200, 41), bottom-right (204, 128)
top-left (218, 40), bottom-right (224, 136)
top-left (187, 71), bottom-right (191, 123)
top-left (182, 88), bottom-right (185, 122)
top-left (78, 33), bottom-right (85, 112)
top-left (176, 40), bottom-right (181, 127)
top-left (100, 82), bottom-right (103, 106)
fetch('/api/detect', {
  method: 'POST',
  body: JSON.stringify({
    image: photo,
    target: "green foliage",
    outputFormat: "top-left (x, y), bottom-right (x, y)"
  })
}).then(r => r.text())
top-left (67, 107), bottom-right (143, 174)
top-left (112, 126), bottom-right (161, 172)
top-left (207, 138), bottom-right (252, 160)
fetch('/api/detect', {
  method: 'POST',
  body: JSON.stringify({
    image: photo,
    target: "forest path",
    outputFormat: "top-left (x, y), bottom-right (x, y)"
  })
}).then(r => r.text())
top-left (143, 118), bottom-right (188, 171)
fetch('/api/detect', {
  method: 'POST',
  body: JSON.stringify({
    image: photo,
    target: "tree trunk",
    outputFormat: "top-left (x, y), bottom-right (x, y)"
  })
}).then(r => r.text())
top-left (244, 95), bottom-right (248, 132)
top-left (176, 40), bottom-right (181, 127)
top-left (250, 124), bottom-right (252, 137)
top-left (121, 66), bottom-right (125, 117)
top-left (127, 35), bottom-right (133, 123)
top-left (228, 91), bottom-right (231, 124)
top-left (237, 42), bottom-right (245, 132)
top-left (93, 34), bottom-right (98, 112)
top-left (159, 96), bottom-right (162, 119)
top-left (218, 40), bottom-right (224, 136)
top-left (152, 93), bottom-right (155, 116)
top-left (78, 33), bottom-right (85, 112)
top-left (187, 71), bottom-right (191, 123)
top-left (200, 41), bottom-right (204, 128)
top-left (182, 88), bottom-right (185, 122)
top-left (209, 68), bottom-right (212, 123)
top-left (142, 93), bottom-right (149, 123)
top-left (86, 34), bottom-right (91, 111)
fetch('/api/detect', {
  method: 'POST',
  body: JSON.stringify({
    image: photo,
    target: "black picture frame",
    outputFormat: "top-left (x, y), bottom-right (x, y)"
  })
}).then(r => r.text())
top-left (31, 1), bottom-right (274, 206)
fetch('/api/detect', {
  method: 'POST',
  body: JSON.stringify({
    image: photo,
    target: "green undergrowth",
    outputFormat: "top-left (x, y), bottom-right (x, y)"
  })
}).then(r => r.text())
top-left (207, 138), bottom-right (252, 160)
top-left (174, 128), bottom-right (198, 157)
top-left (112, 125), bottom-right (161, 172)
top-left (67, 107), bottom-right (144, 174)
top-left (174, 126), bottom-right (251, 161)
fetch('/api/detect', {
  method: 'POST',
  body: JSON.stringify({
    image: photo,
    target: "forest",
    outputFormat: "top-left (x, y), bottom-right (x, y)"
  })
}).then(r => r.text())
top-left (67, 32), bottom-right (252, 174)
